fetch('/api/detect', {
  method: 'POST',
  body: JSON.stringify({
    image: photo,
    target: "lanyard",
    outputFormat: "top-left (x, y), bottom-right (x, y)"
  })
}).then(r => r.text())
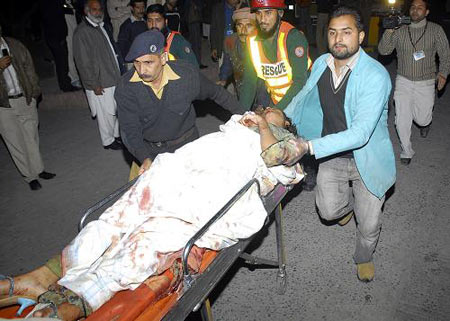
top-left (408, 21), bottom-right (428, 51)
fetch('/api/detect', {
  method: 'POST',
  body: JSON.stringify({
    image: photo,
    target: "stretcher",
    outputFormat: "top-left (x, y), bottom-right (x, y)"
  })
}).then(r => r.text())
top-left (1, 178), bottom-right (292, 321)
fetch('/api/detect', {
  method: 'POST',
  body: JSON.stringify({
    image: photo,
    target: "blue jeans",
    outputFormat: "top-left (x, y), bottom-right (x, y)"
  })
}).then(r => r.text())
top-left (316, 157), bottom-right (385, 264)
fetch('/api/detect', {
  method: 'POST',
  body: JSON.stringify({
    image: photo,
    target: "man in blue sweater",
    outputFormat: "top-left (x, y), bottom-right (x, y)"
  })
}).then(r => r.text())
top-left (284, 7), bottom-right (396, 282)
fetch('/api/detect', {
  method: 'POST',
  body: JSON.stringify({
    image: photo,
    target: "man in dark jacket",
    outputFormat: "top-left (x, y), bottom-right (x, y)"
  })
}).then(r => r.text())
top-left (115, 30), bottom-right (244, 172)
top-left (73, 0), bottom-right (125, 150)
top-left (210, 0), bottom-right (242, 65)
top-left (117, 0), bottom-right (147, 58)
top-left (146, 4), bottom-right (198, 67)
top-left (0, 27), bottom-right (56, 190)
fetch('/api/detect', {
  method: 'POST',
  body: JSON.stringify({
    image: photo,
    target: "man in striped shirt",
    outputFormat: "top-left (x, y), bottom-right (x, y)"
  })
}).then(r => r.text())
top-left (378, 0), bottom-right (450, 165)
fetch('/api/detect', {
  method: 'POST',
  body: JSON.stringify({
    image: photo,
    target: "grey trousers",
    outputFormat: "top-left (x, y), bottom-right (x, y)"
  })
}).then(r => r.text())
top-left (316, 157), bottom-right (385, 264)
top-left (394, 75), bottom-right (435, 159)
top-left (0, 97), bottom-right (44, 182)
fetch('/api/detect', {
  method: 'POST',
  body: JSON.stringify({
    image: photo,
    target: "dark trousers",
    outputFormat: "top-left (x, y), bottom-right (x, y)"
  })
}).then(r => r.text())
top-left (188, 22), bottom-right (202, 65)
top-left (46, 37), bottom-right (73, 91)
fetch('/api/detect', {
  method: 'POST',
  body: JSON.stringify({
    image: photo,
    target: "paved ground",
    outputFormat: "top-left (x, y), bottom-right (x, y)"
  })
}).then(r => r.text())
top-left (1, 39), bottom-right (450, 320)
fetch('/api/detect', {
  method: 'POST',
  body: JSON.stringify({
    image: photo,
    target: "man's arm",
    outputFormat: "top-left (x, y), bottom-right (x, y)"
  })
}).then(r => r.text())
top-left (172, 34), bottom-right (199, 67)
top-left (311, 67), bottom-right (392, 159)
top-left (196, 72), bottom-right (245, 114)
top-left (19, 41), bottom-right (41, 98)
top-left (117, 20), bottom-right (131, 58)
top-left (115, 82), bottom-right (151, 163)
top-left (435, 24), bottom-right (450, 90)
top-left (238, 48), bottom-right (258, 110)
top-left (378, 28), bottom-right (397, 56)
top-left (274, 29), bottom-right (309, 110)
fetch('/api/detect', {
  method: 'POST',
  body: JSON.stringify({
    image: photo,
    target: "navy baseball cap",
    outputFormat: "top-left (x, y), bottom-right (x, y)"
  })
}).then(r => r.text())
top-left (125, 30), bottom-right (165, 62)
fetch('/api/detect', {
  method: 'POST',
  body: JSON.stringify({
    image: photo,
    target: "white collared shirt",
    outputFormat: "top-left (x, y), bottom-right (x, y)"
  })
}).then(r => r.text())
top-left (86, 16), bottom-right (120, 71)
top-left (326, 47), bottom-right (361, 89)
top-left (130, 14), bottom-right (143, 23)
top-left (0, 37), bottom-right (23, 96)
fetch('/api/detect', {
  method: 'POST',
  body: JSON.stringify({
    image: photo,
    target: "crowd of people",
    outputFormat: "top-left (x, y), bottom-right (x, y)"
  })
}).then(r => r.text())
top-left (0, 0), bottom-right (449, 319)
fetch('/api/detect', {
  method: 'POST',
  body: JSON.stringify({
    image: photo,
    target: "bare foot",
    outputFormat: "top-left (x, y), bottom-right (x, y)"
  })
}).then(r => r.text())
top-left (0, 266), bottom-right (59, 299)
top-left (33, 302), bottom-right (82, 321)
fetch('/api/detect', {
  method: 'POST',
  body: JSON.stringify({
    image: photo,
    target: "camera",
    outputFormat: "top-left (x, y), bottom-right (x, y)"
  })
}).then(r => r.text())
top-left (382, 14), bottom-right (411, 29)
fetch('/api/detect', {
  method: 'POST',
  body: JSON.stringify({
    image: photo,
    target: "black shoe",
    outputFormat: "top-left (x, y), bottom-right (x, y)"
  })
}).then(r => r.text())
top-left (400, 158), bottom-right (411, 165)
top-left (29, 180), bottom-right (42, 190)
top-left (199, 64), bottom-right (208, 69)
top-left (420, 125), bottom-right (430, 138)
top-left (61, 85), bottom-right (81, 92)
top-left (115, 136), bottom-right (123, 143)
top-left (39, 171), bottom-right (56, 180)
top-left (104, 140), bottom-right (123, 150)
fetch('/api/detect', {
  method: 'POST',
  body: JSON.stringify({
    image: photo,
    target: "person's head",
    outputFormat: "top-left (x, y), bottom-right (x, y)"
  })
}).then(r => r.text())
top-left (226, 0), bottom-right (241, 8)
top-left (126, 30), bottom-right (167, 82)
top-left (250, 0), bottom-right (285, 39)
top-left (146, 4), bottom-right (167, 31)
top-left (84, 0), bottom-right (104, 23)
top-left (232, 7), bottom-right (257, 43)
top-left (166, 0), bottom-right (177, 8)
top-left (327, 6), bottom-right (364, 62)
top-left (410, 0), bottom-right (429, 23)
top-left (131, 0), bottom-right (146, 20)
top-left (255, 107), bottom-right (296, 134)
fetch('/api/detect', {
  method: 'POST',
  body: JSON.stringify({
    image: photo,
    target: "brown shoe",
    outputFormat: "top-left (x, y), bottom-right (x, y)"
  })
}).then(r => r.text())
top-left (357, 262), bottom-right (374, 282)
top-left (338, 211), bottom-right (353, 226)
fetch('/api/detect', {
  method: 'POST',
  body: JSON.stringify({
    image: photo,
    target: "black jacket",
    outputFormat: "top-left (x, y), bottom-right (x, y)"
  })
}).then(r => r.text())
top-left (115, 61), bottom-right (244, 162)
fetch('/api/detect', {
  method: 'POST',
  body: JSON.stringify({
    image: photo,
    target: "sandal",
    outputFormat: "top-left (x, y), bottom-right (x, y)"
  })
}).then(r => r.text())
top-left (0, 274), bottom-right (36, 316)
top-left (37, 285), bottom-right (92, 319)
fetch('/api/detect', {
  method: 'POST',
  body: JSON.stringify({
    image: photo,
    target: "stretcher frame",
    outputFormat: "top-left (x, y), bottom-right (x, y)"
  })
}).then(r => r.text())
top-left (78, 177), bottom-right (292, 321)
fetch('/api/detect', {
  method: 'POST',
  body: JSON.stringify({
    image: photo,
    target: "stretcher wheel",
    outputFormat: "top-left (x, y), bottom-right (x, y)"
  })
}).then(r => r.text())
top-left (276, 268), bottom-right (287, 294)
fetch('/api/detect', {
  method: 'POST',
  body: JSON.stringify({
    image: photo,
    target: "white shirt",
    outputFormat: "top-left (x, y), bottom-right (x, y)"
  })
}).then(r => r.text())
top-left (0, 37), bottom-right (23, 96)
top-left (326, 47), bottom-right (361, 89)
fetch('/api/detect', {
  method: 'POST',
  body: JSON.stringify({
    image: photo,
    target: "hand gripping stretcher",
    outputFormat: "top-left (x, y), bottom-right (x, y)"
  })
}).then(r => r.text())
top-left (1, 178), bottom-right (292, 321)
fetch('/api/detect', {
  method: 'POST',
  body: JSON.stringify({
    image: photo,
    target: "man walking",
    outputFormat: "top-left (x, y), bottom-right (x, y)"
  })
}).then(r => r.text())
top-left (115, 30), bottom-right (244, 172)
top-left (378, 0), bottom-right (450, 165)
top-left (117, 0), bottom-right (147, 59)
top-left (285, 6), bottom-right (396, 282)
top-left (73, 0), bottom-right (125, 150)
top-left (0, 27), bottom-right (56, 190)
top-left (146, 4), bottom-right (198, 66)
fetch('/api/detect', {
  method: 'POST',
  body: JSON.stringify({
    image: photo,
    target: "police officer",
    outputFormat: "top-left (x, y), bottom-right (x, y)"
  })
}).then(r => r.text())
top-left (239, 0), bottom-right (310, 111)
top-left (115, 30), bottom-right (244, 173)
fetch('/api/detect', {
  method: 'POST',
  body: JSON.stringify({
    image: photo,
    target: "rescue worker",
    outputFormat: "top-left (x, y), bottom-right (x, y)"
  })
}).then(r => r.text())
top-left (241, 0), bottom-right (315, 191)
top-left (239, 0), bottom-right (310, 111)
top-left (146, 4), bottom-right (198, 67)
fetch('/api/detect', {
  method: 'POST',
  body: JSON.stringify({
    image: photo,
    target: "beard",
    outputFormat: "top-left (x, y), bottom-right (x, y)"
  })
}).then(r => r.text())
top-left (329, 43), bottom-right (358, 60)
top-left (257, 16), bottom-right (279, 39)
top-left (87, 12), bottom-right (104, 24)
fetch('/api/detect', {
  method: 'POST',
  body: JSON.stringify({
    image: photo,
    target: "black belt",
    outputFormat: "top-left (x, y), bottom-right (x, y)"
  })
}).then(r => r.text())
top-left (147, 127), bottom-right (197, 148)
top-left (8, 93), bottom-right (23, 99)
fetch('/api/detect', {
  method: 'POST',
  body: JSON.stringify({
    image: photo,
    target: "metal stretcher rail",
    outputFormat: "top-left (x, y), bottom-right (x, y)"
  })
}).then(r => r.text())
top-left (77, 177), bottom-right (291, 321)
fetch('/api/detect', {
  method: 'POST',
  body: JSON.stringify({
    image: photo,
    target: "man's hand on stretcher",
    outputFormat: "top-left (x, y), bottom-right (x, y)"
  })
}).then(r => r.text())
top-left (139, 158), bottom-right (153, 175)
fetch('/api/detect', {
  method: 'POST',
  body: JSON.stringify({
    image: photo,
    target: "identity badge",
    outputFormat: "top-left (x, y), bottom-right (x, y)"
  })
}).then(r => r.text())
top-left (413, 50), bottom-right (425, 61)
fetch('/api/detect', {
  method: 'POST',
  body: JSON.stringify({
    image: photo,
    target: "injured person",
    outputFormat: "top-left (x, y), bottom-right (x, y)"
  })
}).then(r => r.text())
top-left (0, 108), bottom-right (310, 320)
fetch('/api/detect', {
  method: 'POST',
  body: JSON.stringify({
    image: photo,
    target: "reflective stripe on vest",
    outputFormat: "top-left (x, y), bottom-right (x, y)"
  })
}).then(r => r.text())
top-left (248, 21), bottom-right (312, 103)
top-left (165, 31), bottom-right (178, 61)
top-left (248, 21), bottom-right (294, 104)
